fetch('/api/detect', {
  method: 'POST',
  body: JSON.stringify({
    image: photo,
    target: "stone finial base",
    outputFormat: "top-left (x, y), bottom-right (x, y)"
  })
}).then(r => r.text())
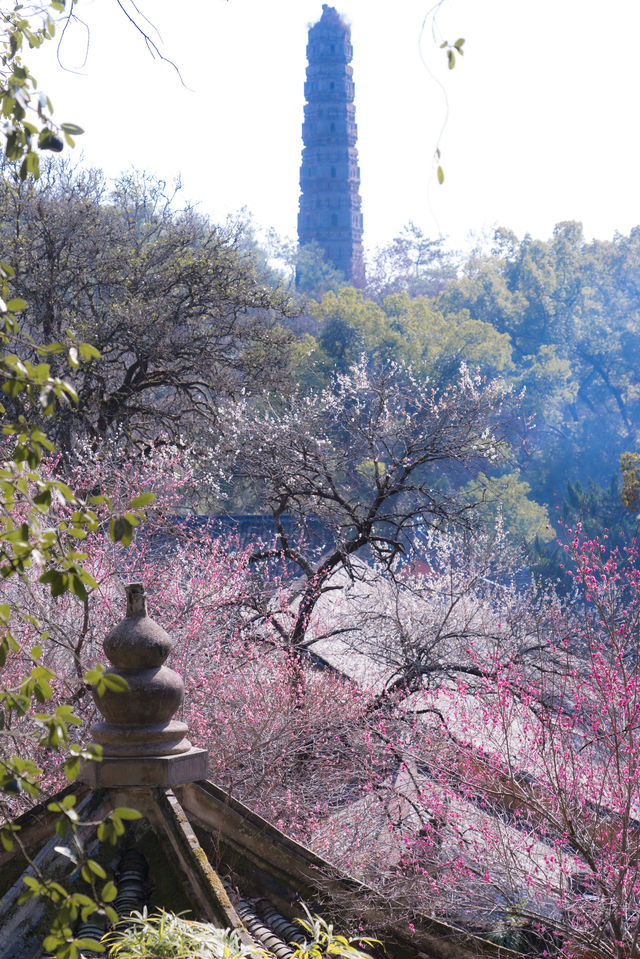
top-left (79, 747), bottom-right (208, 788)
top-left (90, 719), bottom-right (192, 757)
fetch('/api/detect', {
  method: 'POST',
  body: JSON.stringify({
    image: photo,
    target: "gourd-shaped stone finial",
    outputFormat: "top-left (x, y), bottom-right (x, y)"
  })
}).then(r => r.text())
top-left (90, 583), bottom-right (192, 757)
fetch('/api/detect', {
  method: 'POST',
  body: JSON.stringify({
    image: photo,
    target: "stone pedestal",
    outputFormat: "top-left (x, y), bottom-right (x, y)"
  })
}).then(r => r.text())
top-left (80, 747), bottom-right (208, 788)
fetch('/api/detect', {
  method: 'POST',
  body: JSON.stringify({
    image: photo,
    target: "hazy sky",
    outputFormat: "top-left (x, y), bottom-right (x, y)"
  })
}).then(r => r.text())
top-left (32, 0), bottom-right (640, 254)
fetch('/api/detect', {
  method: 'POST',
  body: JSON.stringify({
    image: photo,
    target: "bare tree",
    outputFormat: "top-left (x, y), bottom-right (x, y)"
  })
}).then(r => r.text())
top-left (309, 523), bottom-right (562, 707)
top-left (219, 358), bottom-right (514, 657)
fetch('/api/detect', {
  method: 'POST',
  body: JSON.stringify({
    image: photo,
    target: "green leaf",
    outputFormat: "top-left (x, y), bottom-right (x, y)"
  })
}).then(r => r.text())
top-left (87, 859), bottom-right (106, 879)
top-left (112, 807), bottom-right (142, 821)
top-left (6, 298), bottom-right (27, 312)
top-left (38, 130), bottom-right (64, 152)
top-left (101, 673), bottom-right (129, 693)
top-left (75, 939), bottom-right (104, 954)
top-left (64, 756), bottom-right (79, 781)
top-left (42, 935), bottom-right (63, 953)
top-left (52, 481), bottom-right (75, 502)
top-left (67, 527), bottom-right (87, 539)
top-left (33, 488), bottom-right (52, 508)
top-left (128, 492), bottom-right (155, 508)
top-left (61, 123), bottom-right (84, 136)
top-left (21, 875), bottom-right (41, 893)
top-left (39, 569), bottom-right (68, 597)
top-left (101, 880), bottom-right (117, 903)
top-left (110, 515), bottom-right (134, 546)
top-left (437, 165), bottom-right (445, 184)
top-left (78, 342), bottom-right (100, 362)
top-left (105, 905), bottom-right (118, 925)
top-left (68, 572), bottom-right (88, 602)
top-left (83, 668), bottom-right (102, 686)
top-left (55, 818), bottom-right (70, 838)
top-left (0, 829), bottom-right (14, 852)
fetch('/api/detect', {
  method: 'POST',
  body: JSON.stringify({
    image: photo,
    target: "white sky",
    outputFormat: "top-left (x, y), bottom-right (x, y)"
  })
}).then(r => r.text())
top-left (30, 0), bottom-right (640, 254)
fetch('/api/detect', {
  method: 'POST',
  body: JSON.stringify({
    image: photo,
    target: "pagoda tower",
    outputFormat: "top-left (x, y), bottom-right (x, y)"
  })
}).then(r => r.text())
top-left (297, 5), bottom-right (365, 287)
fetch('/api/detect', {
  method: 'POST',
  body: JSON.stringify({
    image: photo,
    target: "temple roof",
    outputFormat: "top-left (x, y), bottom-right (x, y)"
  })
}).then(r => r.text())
top-left (0, 587), bottom-right (516, 959)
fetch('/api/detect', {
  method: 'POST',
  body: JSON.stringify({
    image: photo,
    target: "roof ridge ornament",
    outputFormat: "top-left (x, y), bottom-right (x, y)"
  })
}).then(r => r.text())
top-left (80, 583), bottom-right (208, 787)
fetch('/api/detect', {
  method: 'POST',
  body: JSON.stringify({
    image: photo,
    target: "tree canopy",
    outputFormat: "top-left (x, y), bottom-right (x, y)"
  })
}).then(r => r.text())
top-left (0, 163), bottom-right (296, 450)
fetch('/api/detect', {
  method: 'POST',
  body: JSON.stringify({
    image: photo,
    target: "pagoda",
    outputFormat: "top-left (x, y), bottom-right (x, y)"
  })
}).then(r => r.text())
top-left (297, 5), bottom-right (365, 286)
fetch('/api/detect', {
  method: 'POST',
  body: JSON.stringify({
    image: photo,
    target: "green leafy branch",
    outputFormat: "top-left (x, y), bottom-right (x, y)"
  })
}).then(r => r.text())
top-left (15, 798), bottom-right (142, 959)
top-left (0, 6), bottom-right (163, 959)
top-left (0, 255), bottom-right (152, 959)
top-left (440, 35), bottom-right (465, 70)
top-left (103, 909), bottom-right (258, 958)
top-left (291, 907), bottom-right (379, 959)
top-left (1, 1), bottom-right (84, 179)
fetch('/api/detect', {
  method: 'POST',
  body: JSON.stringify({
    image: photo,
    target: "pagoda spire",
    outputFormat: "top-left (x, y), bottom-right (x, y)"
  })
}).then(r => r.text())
top-left (297, 5), bottom-right (365, 287)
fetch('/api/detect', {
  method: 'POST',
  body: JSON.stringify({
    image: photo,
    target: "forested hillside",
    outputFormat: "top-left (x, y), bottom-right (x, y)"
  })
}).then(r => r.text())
top-left (4, 160), bottom-right (638, 561)
top-left (292, 222), bottom-right (640, 560)
top-left (3, 156), bottom-right (638, 569)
